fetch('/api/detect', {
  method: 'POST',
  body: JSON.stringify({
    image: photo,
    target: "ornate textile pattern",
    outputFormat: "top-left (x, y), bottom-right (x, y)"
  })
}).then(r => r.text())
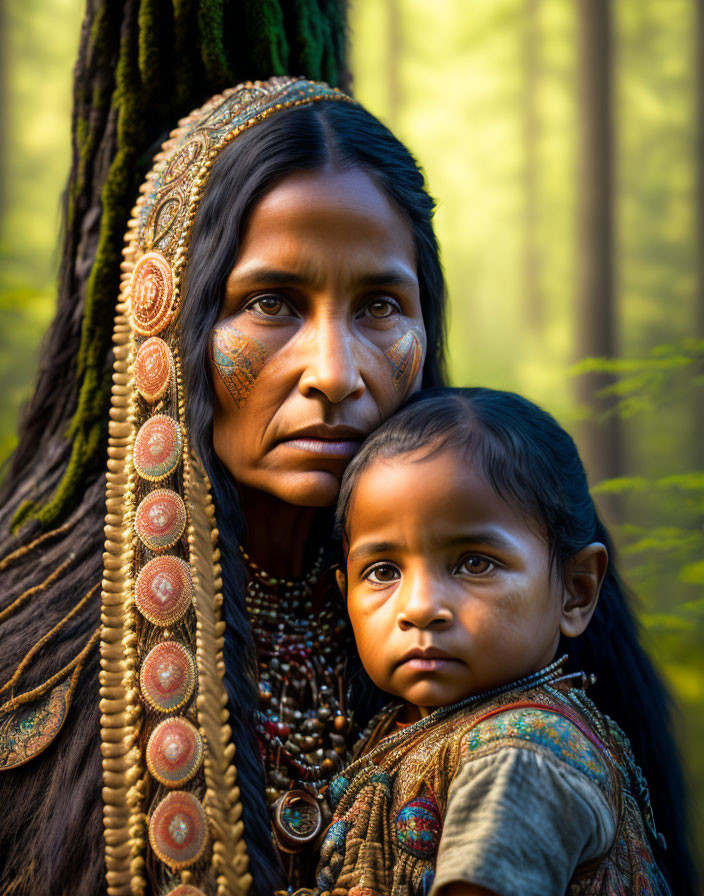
top-left (308, 683), bottom-right (670, 896)
top-left (211, 322), bottom-right (268, 408)
top-left (0, 677), bottom-right (72, 770)
top-left (101, 77), bottom-right (355, 896)
top-left (461, 706), bottom-right (610, 792)
top-left (384, 330), bottom-right (423, 393)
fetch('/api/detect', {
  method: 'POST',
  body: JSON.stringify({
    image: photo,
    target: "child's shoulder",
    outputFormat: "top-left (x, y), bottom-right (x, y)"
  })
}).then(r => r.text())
top-left (454, 695), bottom-right (612, 792)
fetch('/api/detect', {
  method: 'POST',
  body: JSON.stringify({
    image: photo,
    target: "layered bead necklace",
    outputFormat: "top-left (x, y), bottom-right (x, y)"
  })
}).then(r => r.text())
top-left (241, 545), bottom-right (354, 869)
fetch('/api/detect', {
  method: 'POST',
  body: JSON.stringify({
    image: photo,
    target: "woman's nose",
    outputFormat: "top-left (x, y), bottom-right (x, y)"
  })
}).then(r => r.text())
top-left (297, 313), bottom-right (365, 404)
top-left (397, 573), bottom-right (453, 631)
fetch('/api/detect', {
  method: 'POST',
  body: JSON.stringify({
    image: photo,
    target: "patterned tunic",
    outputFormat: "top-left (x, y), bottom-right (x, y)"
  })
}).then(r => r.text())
top-left (309, 682), bottom-right (671, 896)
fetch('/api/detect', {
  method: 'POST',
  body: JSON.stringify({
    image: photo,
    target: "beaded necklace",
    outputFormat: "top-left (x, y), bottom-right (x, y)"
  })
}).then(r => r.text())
top-left (241, 546), bottom-right (354, 862)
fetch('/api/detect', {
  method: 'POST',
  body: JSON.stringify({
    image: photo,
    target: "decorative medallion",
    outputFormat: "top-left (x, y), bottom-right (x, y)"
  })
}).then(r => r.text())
top-left (0, 677), bottom-right (72, 770)
top-left (135, 489), bottom-right (187, 552)
top-left (134, 337), bottom-right (174, 403)
top-left (135, 556), bottom-right (193, 626)
top-left (130, 251), bottom-right (175, 336)
top-left (134, 415), bottom-right (182, 481)
top-left (272, 789), bottom-right (323, 853)
top-left (140, 641), bottom-right (196, 713)
top-left (148, 790), bottom-right (209, 869)
top-left (395, 795), bottom-right (442, 858)
top-left (146, 717), bottom-right (203, 787)
top-left (164, 887), bottom-right (208, 896)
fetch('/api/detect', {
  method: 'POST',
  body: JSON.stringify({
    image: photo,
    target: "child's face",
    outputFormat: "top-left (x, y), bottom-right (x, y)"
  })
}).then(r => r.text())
top-left (342, 446), bottom-right (573, 715)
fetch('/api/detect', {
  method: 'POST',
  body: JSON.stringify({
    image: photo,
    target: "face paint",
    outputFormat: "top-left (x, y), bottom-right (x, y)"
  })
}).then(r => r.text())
top-left (384, 329), bottom-right (423, 393)
top-left (210, 321), bottom-right (268, 408)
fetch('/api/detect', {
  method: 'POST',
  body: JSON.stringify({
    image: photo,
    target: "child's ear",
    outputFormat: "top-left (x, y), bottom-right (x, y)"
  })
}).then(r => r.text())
top-left (335, 568), bottom-right (347, 598)
top-left (559, 543), bottom-right (608, 638)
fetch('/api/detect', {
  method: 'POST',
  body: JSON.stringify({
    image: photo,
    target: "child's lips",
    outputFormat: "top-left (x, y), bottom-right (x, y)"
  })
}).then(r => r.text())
top-left (395, 647), bottom-right (460, 672)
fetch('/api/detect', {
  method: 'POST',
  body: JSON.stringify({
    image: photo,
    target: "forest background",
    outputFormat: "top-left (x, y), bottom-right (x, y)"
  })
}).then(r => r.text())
top-left (1, 0), bottom-right (702, 872)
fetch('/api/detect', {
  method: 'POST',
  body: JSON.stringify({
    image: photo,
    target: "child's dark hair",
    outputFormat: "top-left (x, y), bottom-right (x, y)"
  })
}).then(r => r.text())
top-left (336, 386), bottom-right (698, 896)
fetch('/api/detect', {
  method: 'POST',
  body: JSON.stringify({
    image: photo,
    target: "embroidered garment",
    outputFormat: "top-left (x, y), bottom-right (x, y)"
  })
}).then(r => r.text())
top-left (310, 681), bottom-right (671, 896)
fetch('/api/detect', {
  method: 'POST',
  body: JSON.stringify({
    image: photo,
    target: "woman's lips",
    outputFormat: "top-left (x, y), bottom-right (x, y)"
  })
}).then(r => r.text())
top-left (282, 437), bottom-right (362, 458)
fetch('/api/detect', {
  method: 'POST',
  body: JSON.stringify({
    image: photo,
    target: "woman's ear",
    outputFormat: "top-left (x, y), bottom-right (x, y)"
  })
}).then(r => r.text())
top-left (560, 543), bottom-right (608, 638)
top-left (335, 568), bottom-right (347, 598)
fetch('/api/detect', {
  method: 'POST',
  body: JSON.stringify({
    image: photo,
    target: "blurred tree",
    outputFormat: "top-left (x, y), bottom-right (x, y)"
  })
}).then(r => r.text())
top-left (695, 0), bottom-right (704, 469)
top-left (522, 0), bottom-right (543, 332)
top-left (576, 0), bottom-right (622, 508)
top-left (386, 0), bottom-right (402, 128)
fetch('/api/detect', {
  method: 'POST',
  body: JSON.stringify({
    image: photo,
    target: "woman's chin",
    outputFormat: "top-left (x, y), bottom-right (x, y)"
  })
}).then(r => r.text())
top-left (259, 469), bottom-right (344, 508)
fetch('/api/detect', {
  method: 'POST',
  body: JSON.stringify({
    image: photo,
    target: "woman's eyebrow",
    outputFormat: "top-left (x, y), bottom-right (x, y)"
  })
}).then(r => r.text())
top-left (355, 270), bottom-right (418, 289)
top-left (228, 266), bottom-right (309, 286)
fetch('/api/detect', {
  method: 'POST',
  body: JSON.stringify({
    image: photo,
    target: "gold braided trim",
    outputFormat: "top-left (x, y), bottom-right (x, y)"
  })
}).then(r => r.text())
top-left (101, 81), bottom-right (355, 896)
top-left (100, 209), bottom-right (144, 896)
top-left (183, 446), bottom-right (252, 896)
top-left (0, 555), bottom-right (75, 625)
top-left (0, 583), bottom-right (100, 699)
top-left (0, 519), bottom-right (74, 571)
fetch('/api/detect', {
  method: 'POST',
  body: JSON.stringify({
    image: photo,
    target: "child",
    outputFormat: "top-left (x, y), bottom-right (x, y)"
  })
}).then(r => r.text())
top-left (311, 388), bottom-right (677, 896)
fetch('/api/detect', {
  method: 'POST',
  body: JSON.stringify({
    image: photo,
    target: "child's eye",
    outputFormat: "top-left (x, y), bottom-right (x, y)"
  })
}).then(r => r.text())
top-left (456, 555), bottom-right (495, 576)
top-left (365, 563), bottom-right (400, 585)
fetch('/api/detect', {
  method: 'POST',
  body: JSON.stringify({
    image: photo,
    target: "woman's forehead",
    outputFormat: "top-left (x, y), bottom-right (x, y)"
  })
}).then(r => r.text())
top-left (228, 166), bottom-right (418, 285)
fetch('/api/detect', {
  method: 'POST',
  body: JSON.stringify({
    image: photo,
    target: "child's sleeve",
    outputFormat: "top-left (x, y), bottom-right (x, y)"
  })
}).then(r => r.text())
top-left (429, 707), bottom-right (616, 896)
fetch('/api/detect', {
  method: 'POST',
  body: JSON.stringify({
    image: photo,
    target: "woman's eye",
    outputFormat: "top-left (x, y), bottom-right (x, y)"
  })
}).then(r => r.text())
top-left (247, 295), bottom-right (289, 316)
top-left (364, 298), bottom-right (399, 320)
top-left (457, 556), bottom-right (494, 576)
top-left (365, 564), bottom-right (400, 585)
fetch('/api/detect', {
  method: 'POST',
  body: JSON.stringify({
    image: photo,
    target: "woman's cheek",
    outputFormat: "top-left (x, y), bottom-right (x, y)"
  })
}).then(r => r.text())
top-left (210, 320), bottom-right (269, 408)
top-left (383, 327), bottom-right (425, 394)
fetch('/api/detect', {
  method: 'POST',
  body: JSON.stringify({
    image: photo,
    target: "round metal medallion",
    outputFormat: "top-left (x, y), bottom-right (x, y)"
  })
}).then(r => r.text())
top-left (135, 489), bottom-right (186, 552)
top-left (146, 717), bottom-right (203, 787)
top-left (148, 790), bottom-right (209, 869)
top-left (140, 641), bottom-right (196, 713)
top-left (130, 251), bottom-right (175, 336)
top-left (134, 414), bottom-right (182, 481)
top-left (272, 789), bottom-right (323, 853)
top-left (135, 556), bottom-right (192, 626)
top-left (134, 337), bottom-right (174, 403)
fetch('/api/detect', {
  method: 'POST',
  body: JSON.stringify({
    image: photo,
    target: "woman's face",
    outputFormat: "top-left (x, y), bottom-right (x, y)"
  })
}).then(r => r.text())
top-left (209, 165), bottom-right (426, 507)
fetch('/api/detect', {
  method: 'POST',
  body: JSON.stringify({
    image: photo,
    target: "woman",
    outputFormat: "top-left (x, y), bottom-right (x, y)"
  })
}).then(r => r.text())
top-left (0, 76), bottom-right (695, 896)
top-left (0, 77), bottom-right (445, 896)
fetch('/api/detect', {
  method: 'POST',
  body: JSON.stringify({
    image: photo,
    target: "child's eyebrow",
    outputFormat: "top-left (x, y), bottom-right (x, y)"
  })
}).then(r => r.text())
top-left (347, 541), bottom-right (398, 562)
top-left (347, 531), bottom-right (515, 564)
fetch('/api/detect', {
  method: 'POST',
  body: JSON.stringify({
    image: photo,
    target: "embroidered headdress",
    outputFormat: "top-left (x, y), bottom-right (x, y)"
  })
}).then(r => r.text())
top-left (101, 77), bottom-right (354, 896)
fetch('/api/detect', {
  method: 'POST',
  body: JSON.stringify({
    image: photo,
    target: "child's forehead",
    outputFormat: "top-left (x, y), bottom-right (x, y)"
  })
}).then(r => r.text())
top-left (344, 441), bottom-right (549, 554)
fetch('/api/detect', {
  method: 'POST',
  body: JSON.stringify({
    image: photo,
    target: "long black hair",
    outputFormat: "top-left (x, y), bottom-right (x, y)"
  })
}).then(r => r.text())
top-left (179, 101), bottom-right (447, 891)
top-left (335, 387), bottom-right (698, 896)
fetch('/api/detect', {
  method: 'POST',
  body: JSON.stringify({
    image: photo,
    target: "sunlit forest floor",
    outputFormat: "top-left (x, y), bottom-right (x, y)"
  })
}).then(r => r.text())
top-left (1, 0), bottom-right (703, 873)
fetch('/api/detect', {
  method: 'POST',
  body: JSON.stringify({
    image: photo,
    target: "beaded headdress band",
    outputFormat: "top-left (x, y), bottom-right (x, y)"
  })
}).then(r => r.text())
top-left (101, 77), bottom-right (354, 896)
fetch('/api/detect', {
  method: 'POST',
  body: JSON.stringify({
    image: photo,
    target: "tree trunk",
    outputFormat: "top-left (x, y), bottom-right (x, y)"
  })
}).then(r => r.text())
top-left (575, 0), bottom-right (621, 514)
top-left (523, 0), bottom-right (543, 331)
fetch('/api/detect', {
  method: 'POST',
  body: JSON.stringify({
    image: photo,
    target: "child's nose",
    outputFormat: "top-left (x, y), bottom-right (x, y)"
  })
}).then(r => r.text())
top-left (396, 573), bottom-right (452, 631)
